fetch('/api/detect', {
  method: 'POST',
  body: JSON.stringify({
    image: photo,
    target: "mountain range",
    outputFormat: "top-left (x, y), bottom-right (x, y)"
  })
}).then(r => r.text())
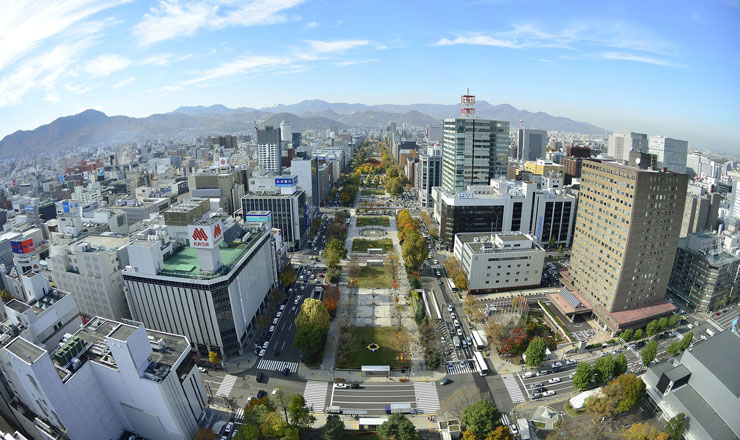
top-left (0, 100), bottom-right (606, 159)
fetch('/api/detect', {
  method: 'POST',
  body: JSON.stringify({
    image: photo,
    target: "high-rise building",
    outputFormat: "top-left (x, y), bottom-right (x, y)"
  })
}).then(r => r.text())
top-left (648, 136), bottom-right (688, 173)
top-left (279, 121), bottom-right (292, 146)
top-left (516, 128), bottom-right (548, 162)
top-left (291, 157), bottom-right (319, 208)
top-left (607, 131), bottom-right (648, 162)
top-left (257, 125), bottom-right (282, 173)
top-left (415, 146), bottom-right (442, 208)
top-left (680, 192), bottom-right (720, 237)
top-left (441, 118), bottom-right (509, 192)
top-left (563, 160), bottom-right (687, 332)
top-left (241, 189), bottom-right (307, 251)
top-left (291, 132), bottom-right (302, 149)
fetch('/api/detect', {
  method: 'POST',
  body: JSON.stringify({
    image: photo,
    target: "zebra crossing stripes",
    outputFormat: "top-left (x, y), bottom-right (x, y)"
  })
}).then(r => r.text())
top-left (256, 359), bottom-right (299, 373)
top-left (503, 374), bottom-right (526, 403)
top-left (413, 382), bottom-right (440, 414)
top-left (234, 407), bottom-right (244, 422)
top-left (446, 361), bottom-right (478, 375)
top-left (303, 381), bottom-right (329, 413)
top-left (215, 374), bottom-right (237, 397)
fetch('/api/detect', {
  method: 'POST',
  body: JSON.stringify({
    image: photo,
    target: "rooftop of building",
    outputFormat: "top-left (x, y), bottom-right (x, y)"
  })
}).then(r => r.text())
top-left (61, 234), bottom-right (131, 251)
top-left (243, 188), bottom-right (304, 198)
top-left (678, 238), bottom-right (739, 265)
top-left (4, 337), bottom-right (45, 364)
top-left (5, 289), bottom-right (68, 317)
top-left (688, 330), bottom-right (740, 396)
top-left (671, 383), bottom-right (737, 440)
top-left (456, 232), bottom-right (543, 254)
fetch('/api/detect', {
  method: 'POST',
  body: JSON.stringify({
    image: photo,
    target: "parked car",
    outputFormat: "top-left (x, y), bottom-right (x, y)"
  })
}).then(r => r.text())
top-left (350, 383), bottom-right (360, 389)
top-left (569, 372), bottom-right (576, 379)
top-left (687, 324), bottom-right (693, 330)
top-left (537, 370), bottom-right (549, 376)
top-left (198, 367), bottom-right (206, 373)
top-left (269, 325), bottom-right (275, 333)
top-left (224, 422), bottom-right (234, 433)
top-left (523, 372), bottom-right (534, 378)
top-left (531, 392), bottom-right (542, 399)
top-left (256, 373), bottom-right (264, 382)
top-left (565, 359), bottom-right (577, 365)
top-left (272, 318), bottom-right (279, 325)
top-left (440, 378), bottom-right (453, 385)
top-left (509, 424), bottom-right (519, 435)
top-left (272, 388), bottom-right (280, 396)
top-left (276, 311), bottom-right (282, 318)
top-left (530, 382), bottom-right (543, 389)
top-left (548, 377), bottom-right (561, 383)
top-left (612, 349), bottom-right (622, 355)
top-left (334, 383), bottom-right (348, 389)
top-left (447, 304), bottom-right (454, 312)
top-left (257, 390), bottom-right (267, 399)
top-left (552, 362), bottom-right (563, 368)
top-left (262, 341), bottom-right (269, 349)
top-left (279, 305), bottom-right (286, 311)
top-left (259, 349), bottom-right (266, 357)
top-left (544, 390), bottom-right (556, 397)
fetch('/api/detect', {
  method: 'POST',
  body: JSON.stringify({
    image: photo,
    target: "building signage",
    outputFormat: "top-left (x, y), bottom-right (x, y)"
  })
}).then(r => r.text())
top-left (456, 192), bottom-right (475, 199)
top-left (188, 220), bottom-right (224, 249)
top-left (275, 177), bottom-right (297, 187)
top-left (10, 238), bottom-right (34, 254)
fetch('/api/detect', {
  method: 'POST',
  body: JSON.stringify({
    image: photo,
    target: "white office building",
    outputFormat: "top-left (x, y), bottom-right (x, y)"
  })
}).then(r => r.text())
top-left (257, 125), bottom-right (282, 173)
top-left (608, 131), bottom-right (648, 162)
top-left (516, 128), bottom-right (548, 162)
top-left (454, 232), bottom-right (545, 292)
top-left (649, 136), bottom-right (688, 173)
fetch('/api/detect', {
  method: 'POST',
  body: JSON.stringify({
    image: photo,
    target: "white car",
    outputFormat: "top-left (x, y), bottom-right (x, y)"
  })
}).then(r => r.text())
top-left (198, 367), bottom-right (206, 373)
top-left (225, 422), bottom-right (234, 434)
top-left (552, 362), bottom-right (563, 368)
top-left (447, 304), bottom-right (453, 312)
top-left (450, 312), bottom-right (456, 320)
top-left (279, 305), bottom-right (286, 311)
top-left (543, 390), bottom-right (556, 397)
top-left (272, 388), bottom-right (280, 396)
top-left (259, 349), bottom-right (266, 357)
top-left (569, 372), bottom-right (576, 379)
top-left (269, 325), bottom-right (275, 333)
top-left (334, 383), bottom-right (348, 389)
top-left (262, 341), bottom-right (269, 349)
top-left (687, 324), bottom-right (693, 329)
top-left (273, 318), bottom-right (279, 325)
top-left (276, 311), bottom-right (282, 318)
top-left (548, 377), bottom-right (561, 383)
top-left (457, 328), bottom-right (463, 336)
top-left (523, 372), bottom-right (534, 378)
top-left (291, 306), bottom-right (297, 313)
top-left (454, 319), bottom-right (460, 327)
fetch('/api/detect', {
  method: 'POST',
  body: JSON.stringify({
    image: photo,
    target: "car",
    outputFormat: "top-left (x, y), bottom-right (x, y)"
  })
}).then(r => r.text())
top-left (256, 373), bottom-right (264, 382)
top-left (198, 366), bottom-right (206, 373)
top-left (294, 298), bottom-right (300, 305)
top-left (269, 325), bottom-right (275, 333)
top-left (257, 390), bottom-right (267, 399)
top-left (276, 311), bottom-right (282, 318)
top-left (636, 341), bottom-right (646, 349)
top-left (701, 335), bottom-right (707, 341)
top-left (612, 349), bottom-right (622, 355)
top-left (296, 295), bottom-right (302, 301)
top-left (454, 319), bottom-right (460, 327)
top-left (447, 304), bottom-right (454, 312)
top-left (247, 395), bottom-right (255, 403)
top-left (291, 305), bottom-right (297, 313)
top-left (552, 362), bottom-right (563, 368)
top-left (272, 388), bottom-right (280, 396)
top-left (450, 312), bottom-right (457, 320)
top-left (262, 341), bottom-right (270, 349)
top-left (282, 367), bottom-right (290, 376)
top-left (461, 339), bottom-right (467, 348)
top-left (440, 336), bottom-right (446, 343)
top-left (537, 370), bottom-right (549, 376)
top-left (531, 392), bottom-right (542, 399)
top-left (569, 372), bottom-right (576, 379)
top-left (687, 324), bottom-right (693, 329)
top-left (259, 349), bottom-right (266, 357)
top-left (694, 321), bottom-right (699, 327)
top-left (433, 259), bottom-right (439, 265)
top-left (530, 382), bottom-right (543, 389)
top-left (440, 378), bottom-right (453, 385)
top-left (220, 437), bottom-right (227, 440)
top-left (565, 359), bottom-right (577, 365)
top-left (548, 377), bottom-right (561, 383)
top-left (523, 372), bottom-right (534, 378)
top-left (438, 279), bottom-right (442, 284)
top-left (272, 318), bottom-right (279, 325)
top-left (543, 390), bottom-right (556, 397)
top-left (716, 312), bottom-right (721, 316)
top-left (600, 352), bottom-right (609, 357)
top-left (350, 383), bottom-right (360, 389)
top-left (279, 305), bottom-right (286, 311)
top-left (435, 271), bottom-right (441, 277)
top-left (509, 424), bottom-right (519, 435)
top-left (629, 344), bottom-right (636, 350)
top-left (334, 383), bottom-right (348, 389)
top-left (457, 328), bottom-right (463, 336)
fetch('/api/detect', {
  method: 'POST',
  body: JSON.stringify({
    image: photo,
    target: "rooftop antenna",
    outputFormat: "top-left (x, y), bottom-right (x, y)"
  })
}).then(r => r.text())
top-left (461, 88), bottom-right (475, 119)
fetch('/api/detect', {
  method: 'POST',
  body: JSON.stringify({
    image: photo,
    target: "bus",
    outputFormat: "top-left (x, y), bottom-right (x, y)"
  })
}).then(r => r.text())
top-left (452, 336), bottom-right (461, 349)
top-left (471, 330), bottom-right (488, 351)
top-left (446, 278), bottom-right (457, 293)
top-left (473, 351), bottom-right (490, 376)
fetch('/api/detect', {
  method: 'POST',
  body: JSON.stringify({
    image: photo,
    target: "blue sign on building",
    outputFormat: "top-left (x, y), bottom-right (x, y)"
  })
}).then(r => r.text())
top-left (62, 201), bottom-right (70, 213)
top-left (275, 177), bottom-right (297, 187)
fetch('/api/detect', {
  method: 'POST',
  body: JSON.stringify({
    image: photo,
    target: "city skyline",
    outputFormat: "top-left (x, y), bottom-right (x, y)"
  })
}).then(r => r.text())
top-left (0, 0), bottom-right (738, 155)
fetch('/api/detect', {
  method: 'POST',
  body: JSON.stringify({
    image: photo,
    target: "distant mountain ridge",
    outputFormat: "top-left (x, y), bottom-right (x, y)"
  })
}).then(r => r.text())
top-left (0, 99), bottom-right (606, 159)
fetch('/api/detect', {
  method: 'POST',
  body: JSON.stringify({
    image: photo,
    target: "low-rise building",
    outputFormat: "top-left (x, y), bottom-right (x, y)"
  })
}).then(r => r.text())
top-left (453, 232), bottom-right (545, 293)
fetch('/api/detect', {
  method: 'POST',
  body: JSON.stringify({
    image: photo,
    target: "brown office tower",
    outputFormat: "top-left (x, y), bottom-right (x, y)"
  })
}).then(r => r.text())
top-left (555, 159), bottom-right (687, 333)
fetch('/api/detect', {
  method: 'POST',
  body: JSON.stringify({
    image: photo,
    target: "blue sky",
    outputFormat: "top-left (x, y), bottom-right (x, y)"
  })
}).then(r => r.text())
top-left (1, 0), bottom-right (738, 154)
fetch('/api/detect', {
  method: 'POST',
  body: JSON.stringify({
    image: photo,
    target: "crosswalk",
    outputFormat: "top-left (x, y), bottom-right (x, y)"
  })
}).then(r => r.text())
top-left (234, 407), bottom-right (244, 422)
top-left (303, 381), bottom-right (329, 413)
top-left (413, 382), bottom-right (440, 414)
top-left (257, 359), bottom-right (299, 373)
top-left (446, 360), bottom-right (478, 375)
top-left (215, 374), bottom-right (237, 397)
top-left (502, 374), bottom-right (526, 403)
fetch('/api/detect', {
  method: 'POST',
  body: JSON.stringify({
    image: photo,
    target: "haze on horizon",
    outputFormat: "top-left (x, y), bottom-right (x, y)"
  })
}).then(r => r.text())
top-left (0, 0), bottom-right (738, 155)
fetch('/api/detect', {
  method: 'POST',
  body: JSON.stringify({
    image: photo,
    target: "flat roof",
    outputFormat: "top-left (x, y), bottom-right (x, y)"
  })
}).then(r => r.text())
top-left (689, 330), bottom-right (740, 397)
top-left (161, 241), bottom-right (253, 275)
top-left (672, 384), bottom-right (736, 440)
top-left (5, 337), bottom-right (45, 363)
top-left (108, 324), bottom-right (138, 341)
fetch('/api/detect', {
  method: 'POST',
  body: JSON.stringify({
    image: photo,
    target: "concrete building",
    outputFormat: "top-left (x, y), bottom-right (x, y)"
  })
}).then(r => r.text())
top-left (454, 232), bottom-right (545, 293)
top-left (0, 317), bottom-right (206, 440)
top-left (649, 136), bottom-right (688, 174)
top-left (49, 234), bottom-right (131, 321)
top-left (415, 146), bottom-right (442, 208)
top-left (114, 197), bottom-right (170, 226)
top-left (432, 179), bottom-right (576, 249)
top-left (441, 118), bottom-right (510, 192)
top-left (681, 193), bottom-right (720, 237)
top-left (241, 189), bottom-right (307, 250)
top-left (667, 232), bottom-right (740, 313)
top-left (643, 330), bottom-right (740, 440)
top-left (279, 121), bottom-right (292, 145)
top-left (190, 169), bottom-right (249, 215)
top-left (123, 219), bottom-right (277, 357)
top-left (257, 125), bottom-right (282, 173)
top-left (562, 160), bottom-right (687, 332)
top-left (317, 165), bottom-right (331, 204)
top-left (291, 157), bottom-right (319, 208)
top-left (607, 131), bottom-right (648, 163)
top-left (524, 160), bottom-right (563, 177)
top-left (516, 128), bottom-right (547, 162)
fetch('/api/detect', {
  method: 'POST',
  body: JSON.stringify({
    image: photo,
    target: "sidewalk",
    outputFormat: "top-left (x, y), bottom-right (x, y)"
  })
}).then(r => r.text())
top-left (310, 412), bottom-right (440, 431)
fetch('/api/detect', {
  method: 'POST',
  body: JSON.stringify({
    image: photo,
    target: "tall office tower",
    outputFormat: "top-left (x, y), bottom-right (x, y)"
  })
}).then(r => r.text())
top-left (441, 121), bottom-right (509, 193)
top-left (415, 146), bottom-right (443, 208)
top-left (607, 131), bottom-right (648, 162)
top-left (730, 181), bottom-right (740, 218)
top-left (279, 121), bottom-right (292, 146)
top-left (257, 125), bottom-right (281, 173)
top-left (291, 132), bottom-right (302, 149)
top-left (649, 136), bottom-right (688, 173)
top-left (291, 157), bottom-right (319, 208)
top-left (566, 160), bottom-right (687, 332)
top-left (516, 125), bottom-right (548, 162)
top-left (426, 124), bottom-right (443, 143)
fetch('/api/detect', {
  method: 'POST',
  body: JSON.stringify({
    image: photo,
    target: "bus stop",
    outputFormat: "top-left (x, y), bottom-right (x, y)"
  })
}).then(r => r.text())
top-left (362, 365), bottom-right (390, 377)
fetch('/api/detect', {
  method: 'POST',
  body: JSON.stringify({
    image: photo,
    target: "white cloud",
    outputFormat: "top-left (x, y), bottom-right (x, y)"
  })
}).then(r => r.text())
top-left (184, 55), bottom-right (290, 84)
top-left (139, 53), bottom-right (173, 66)
top-left (175, 53), bottom-right (193, 61)
top-left (44, 93), bottom-right (60, 103)
top-left (600, 52), bottom-right (685, 68)
top-left (336, 58), bottom-right (379, 66)
top-left (436, 34), bottom-right (521, 49)
top-left (113, 76), bottom-right (136, 88)
top-left (134, 0), bottom-right (305, 47)
top-left (305, 40), bottom-right (368, 54)
top-left (85, 54), bottom-right (131, 77)
top-left (305, 20), bottom-right (318, 30)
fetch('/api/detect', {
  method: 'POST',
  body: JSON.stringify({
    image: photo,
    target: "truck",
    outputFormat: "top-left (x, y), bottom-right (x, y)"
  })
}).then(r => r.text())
top-left (706, 328), bottom-right (715, 337)
top-left (452, 336), bottom-right (461, 349)
top-left (385, 403), bottom-right (413, 414)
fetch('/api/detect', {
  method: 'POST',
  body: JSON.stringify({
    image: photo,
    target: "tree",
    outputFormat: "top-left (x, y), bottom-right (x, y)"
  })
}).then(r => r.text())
top-left (260, 411), bottom-right (288, 438)
top-left (572, 362), bottom-right (594, 391)
top-left (484, 426), bottom-right (513, 440)
top-left (524, 337), bottom-right (547, 367)
top-left (295, 298), bottom-right (331, 331)
top-left (269, 288), bottom-right (285, 306)
top-left (385, 177), bottom-right (403, 195)
top-left (664, 413), bottom-right (687, 440)
top-left (646, 320), bottom-right (659, 337)
top-left (614, 353), bottom-right (628, 376)
top-left (621, 328), bottom-right (633, 342)
top-left (348, 255), bottom-right (360, 278)
top-left (558, 244), bottom-right (563, 254)
top-left (409, 277), bottom-right (422, 289)
top-left (668, 314), bottom-right (680, 328)
top-left (324, 247), bottom-right (341, 268)
top-left (464, 294), bottom-right (477, 317)
top-left (385, 253), bottom-right (400, 281)
top-left (548, 236), bottom-right (557, 248)
top-left (485, 318), bottom-right (504, 350)
top-left (396, 209), bottom-right (413, 231)
top-left (402, 231), bottom-right (428, 270)
top-left (272, 387), bottom-right (291, 421)
top-left (454, 274), bottom-right (468, 291)
top-left (593, 355), bottom-right (615, 383)
top-left (622, 422), bottom-right (670, 440)
top-left (340, 191), bottom-right (351, 204)
top-left (633, 328), bottom-right (644, 340)
top-left (442, 389), bottom-right (485, 421)
top-left (287, 393), bottom-right (316, 429)
top-left (391, 304), bottom-right (409, 331)
top-left (461, 400), bottom-right (500, 437)
top-left (680, 331), bottom-right (693, 350)
top-left (378, 413), bottom-right (417, 440)
top-left (667, 342), bottom-right (681, 356)
top-left (310, 217), bottom-right (323, 238)
top-left (232, 424), bottom-right (261, 440)
top-left (279, 266), bottom-right (297, 286)
top-left (424, 347), bottom-right (441, 369)
top-left (547, 417), bottom-right (605, 440)
top-left (326, 238), bottom-right (348, 259)
top-left (323, 414), bottom-right (345, 440)
top-left (642, 340), bottom-right (658, 367)
top-left (388, 167), bottom-right (400, 178)
top-left (294, 322), bottom-right (328, 359)
top-left (208, 350), bottom-right (220, 365)
top-left (657, 317), bottom-right (669, 332)
top-left (612, 373), bottom-right (646, 413)
top-left (193, 428), bottom-right (218, 440)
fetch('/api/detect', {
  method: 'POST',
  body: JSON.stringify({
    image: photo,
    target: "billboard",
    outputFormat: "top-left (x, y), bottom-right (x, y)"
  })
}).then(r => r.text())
top-left (275, 176), bottom-right (297, 187)
top-left (11, 238), bottom-right (34, 254)
top-left (188, 220), bottom-right (224, 249)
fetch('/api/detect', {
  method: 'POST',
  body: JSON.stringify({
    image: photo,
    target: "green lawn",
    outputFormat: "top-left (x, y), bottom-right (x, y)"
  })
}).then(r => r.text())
top-left (344, 432), bottom-right (379, 440)
top-left (361, 189), bottom-right (386, 196)
top-left (337, 326), bottom-right (410, 369)
top-left (353, 265), bottom-right (392, 288)
top-left (352, 238), bottom-right (394, 253)
top-left (356, 216), bottom-right (390, 227)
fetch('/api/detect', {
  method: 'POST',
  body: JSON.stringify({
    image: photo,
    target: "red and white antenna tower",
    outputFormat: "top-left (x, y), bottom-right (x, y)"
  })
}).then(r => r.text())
top-left (460, 88), bottom-right (475, 118)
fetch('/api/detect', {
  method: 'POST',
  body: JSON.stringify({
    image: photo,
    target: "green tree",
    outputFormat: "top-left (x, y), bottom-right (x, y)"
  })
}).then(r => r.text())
top-left (461, 400), bottom-right (500, 437)
top-left (378, 413), bottom-right (417, 440)
top-left (642, 340), bottom-right (658, 367)
top-left (309, 217), bottom-right (322, 237)
top-left (287, 393), bottom-right (316, 429)
top-left (633, 328), bottom-right (644, 340)
top-left (668, 314), bottom-right (680, 328)
top-left (612, 373), bottom-right (646, 413)
top-left (295, 298), bottom-right (331, 331)
top-left (680, 331), bottom-right (693, 350)
top-left (667, 342), bottom-right (681, 356)
top-left (324, 247), bottom-right (341, 268)
top-left (425, 348), bottom-right (441, 369)
top-left (657, 317), bottom-right (669, 332)
top-left (454, 274), bottom-right (468, 291)
top-left (208, 351), bottom-right (220, 365)
top-left (614, 353), bottom-right (628, 377)
top-left (572, 362), bottom-right (594, 391)
top-left (385, 177), bottom-right (403, 195)
top-left (294, 323), bottom-right (328, 356)
top-left (524, 337), bottom-right (547, 367)
top-left (269, 288), bottom-right (285, 306)
top-left (621, 328), bottom-right (633, 342)
top-left (646, 320), bottom-right (659, 337)
top-left (387, 167), bottom-right (400, 178)
top-left (664, 413), bottom-right (687, 440)
top-left (322, 414), bottom-right (345, 440)
top-left (548, 236), bottom-right (557, 248)
top-left (402, 231), bottom-right (429, 270)
top-left (593, 355), bottom-right (615, 383)
top-left (279, 266), bottom-right (297, 286)
top-left (232, 424), bottom-right (260, 440)
top-left (260, 411), bottom-right (288, 438)
top-left (558, 244), bottom-right (563, 254)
